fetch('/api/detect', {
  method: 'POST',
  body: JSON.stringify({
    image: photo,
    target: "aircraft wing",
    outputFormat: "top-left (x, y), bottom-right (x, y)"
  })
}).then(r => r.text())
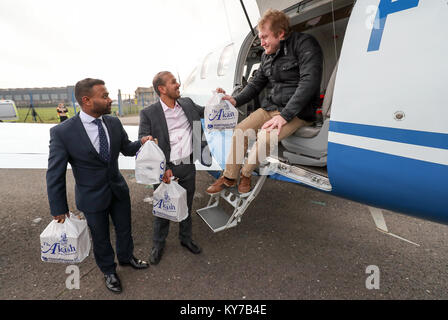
top-left (0, 122), bottom-right (138, 169)
top-left (1, 120), bottom-right (317, 188)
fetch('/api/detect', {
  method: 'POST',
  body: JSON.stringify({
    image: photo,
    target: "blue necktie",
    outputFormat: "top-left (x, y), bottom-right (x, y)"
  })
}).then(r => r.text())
top-left (93, 118), bottom-right (110, 162)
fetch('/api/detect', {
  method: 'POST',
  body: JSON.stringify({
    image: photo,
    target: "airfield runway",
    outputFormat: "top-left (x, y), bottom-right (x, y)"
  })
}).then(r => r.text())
top-left (0, 167), bottom-right (448, 300)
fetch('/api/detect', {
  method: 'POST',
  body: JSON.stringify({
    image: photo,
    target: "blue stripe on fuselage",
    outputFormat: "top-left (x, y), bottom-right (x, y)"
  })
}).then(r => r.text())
top-left (330, 121), bottom-right (448, 150)
top-left (327, 142), bottom-right (448, 224)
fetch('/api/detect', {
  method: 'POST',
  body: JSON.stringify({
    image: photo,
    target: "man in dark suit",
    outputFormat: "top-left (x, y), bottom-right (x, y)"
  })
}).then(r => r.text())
top-left (138, 71), bottom-right (208, 265)
top-left (46, 78), bottom-right (152, 294)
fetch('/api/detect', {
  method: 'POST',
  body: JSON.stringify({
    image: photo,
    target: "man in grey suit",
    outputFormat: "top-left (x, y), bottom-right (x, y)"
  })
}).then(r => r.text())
top-left (46, 78), bottom-right (152, 294)
top-left (138, 71), bottom-right (208, 265)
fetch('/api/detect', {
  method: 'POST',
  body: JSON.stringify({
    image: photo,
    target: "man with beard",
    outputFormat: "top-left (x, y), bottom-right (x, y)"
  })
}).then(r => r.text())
top-left (46, 78), bottom-right (153, 294)
top-left (138, 71), bottom-right (207, 265)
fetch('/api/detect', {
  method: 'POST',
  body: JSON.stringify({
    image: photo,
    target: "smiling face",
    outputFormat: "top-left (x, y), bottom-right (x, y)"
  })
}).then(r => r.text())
top-left (258, 23), bottom-right (285, 55)
top-left (158, 72), bottom-right (180, 100)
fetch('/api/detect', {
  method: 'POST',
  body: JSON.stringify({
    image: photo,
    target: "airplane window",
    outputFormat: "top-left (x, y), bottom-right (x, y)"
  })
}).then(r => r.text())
top-left (200, 52), bottom-right (213, 79)
top-left (183, 66), bottom-right (198, 90)
top-left (217, 43), bottom-right (234, 77)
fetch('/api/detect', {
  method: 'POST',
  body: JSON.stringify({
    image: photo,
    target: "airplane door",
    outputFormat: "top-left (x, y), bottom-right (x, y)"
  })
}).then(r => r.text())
top-left (326, 0), bottom-right (448, 223)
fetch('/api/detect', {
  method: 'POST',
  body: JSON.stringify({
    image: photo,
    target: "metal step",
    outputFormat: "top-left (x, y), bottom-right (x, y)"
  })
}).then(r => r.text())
top-left (266, 156), bottom-right (332, 191)
top-left (196, 205), bottom-right (238, 233)
top-left (196, 175), bottom-right (267, 232)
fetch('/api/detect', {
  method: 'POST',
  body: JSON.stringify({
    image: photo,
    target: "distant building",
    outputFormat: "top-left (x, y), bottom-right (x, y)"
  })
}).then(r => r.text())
top-left (135, 87), bottom-right (157, 107)
top-left (0, 86), bottom-right (75, 107)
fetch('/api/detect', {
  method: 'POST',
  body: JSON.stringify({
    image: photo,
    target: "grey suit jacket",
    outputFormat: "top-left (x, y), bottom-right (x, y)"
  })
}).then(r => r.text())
top-left (138, 97), bottom-right (211, 169)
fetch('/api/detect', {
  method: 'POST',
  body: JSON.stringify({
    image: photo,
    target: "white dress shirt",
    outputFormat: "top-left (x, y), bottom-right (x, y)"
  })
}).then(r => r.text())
top-left (160, 99), bottom-right (192, 162)
top-left (79, 110), bottom-right (111, 154)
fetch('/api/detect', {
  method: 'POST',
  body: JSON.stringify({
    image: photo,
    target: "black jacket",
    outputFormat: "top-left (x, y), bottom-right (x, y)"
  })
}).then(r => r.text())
top-left (138, 97), bottom-right (212, 170)
top-left (234, 31), bottom-right (323, 122)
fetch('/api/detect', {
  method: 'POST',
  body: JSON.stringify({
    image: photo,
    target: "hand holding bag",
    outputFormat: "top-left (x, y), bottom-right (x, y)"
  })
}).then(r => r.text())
top-left (152, 179), bottom-right (188, 222)
top-left (135, 140), bottom-right (166, 185)
top-left (204, 91), bottom-right (238, 131)
top-left (40, 213), bottom-right (91, 263)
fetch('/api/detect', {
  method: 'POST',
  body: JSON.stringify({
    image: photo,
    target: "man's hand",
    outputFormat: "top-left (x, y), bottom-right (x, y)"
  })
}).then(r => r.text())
top-left (140, 135), bottom-right (153, 145)
top-left (54, 212), bottom-right (70, 224)
top-left (261, 115), bottom-right (288, 135)
top-left (215, 87), bottom-right (226, 94)
top-left (162, 169), bottom-right (173, 184)
top-left (216, 88), bottom-right (236, 107)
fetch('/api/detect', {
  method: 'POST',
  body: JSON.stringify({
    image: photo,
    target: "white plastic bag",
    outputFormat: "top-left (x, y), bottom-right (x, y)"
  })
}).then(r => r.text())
top-left (204, 92), bottom-right (238, 131)
top-left (152, 179), bottom-right (188, 222)
top-left (40, 213), bottom-right (91, 263)
top-left (135, 140), bottom-right (166, 185)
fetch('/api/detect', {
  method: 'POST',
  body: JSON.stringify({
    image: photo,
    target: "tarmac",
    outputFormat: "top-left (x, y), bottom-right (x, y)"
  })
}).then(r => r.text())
top-left (117, 114), bottom-right (140, 126)
top-left (0, 114), bottom-right (447, 300)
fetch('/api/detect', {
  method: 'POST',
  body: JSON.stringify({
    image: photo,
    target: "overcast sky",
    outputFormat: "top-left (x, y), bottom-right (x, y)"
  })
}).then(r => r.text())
top-left (0, 0), bottom-right (259, 99)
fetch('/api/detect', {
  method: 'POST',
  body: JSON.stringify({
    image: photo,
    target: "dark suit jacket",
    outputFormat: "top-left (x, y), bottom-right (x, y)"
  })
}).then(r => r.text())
top-left (138, 97), bottom-right (211, 169)
top-left (46, 113), bottom-right (141, 216)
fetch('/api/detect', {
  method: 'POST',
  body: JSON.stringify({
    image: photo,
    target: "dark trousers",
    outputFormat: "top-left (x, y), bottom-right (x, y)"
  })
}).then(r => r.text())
top-left (84, 192), bottom-right (134, 275)
top-left (153, 163), bottom-right (196, 249)
top-left (59, 116), bottom-right (68, 122)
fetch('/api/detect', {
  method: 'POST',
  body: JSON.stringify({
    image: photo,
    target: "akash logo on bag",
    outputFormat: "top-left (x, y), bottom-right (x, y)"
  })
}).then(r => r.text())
top-left (208, 103), bottom-right (236, 122)
top-left (153, 192), bottom-right (176, 214)
top-left (41, 233), bottom-right (77, 256)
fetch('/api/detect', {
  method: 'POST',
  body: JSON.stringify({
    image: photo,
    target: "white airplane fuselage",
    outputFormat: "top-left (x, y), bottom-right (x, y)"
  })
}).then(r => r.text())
top-left (183, 0), bottom-right (448, 224)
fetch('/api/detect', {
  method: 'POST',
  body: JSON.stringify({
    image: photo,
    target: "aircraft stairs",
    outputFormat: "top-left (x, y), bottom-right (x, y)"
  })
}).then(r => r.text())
top-left (197, 156), bottom-right (332, 233)
top-left (196, 173), bottom-right (268, 233)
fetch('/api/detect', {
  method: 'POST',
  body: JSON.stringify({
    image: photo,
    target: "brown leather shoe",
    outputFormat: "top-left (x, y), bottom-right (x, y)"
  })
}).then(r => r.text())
top-left (238, 174), bottom-right (251, 195)
top-left (206, 175), bottom-right (236, 194)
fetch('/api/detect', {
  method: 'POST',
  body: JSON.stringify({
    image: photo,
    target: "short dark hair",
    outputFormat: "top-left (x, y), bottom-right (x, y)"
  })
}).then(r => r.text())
top-left (152, 71), bottom-right (171, 96)
top-left (74, 78), bottom-right (105, 106)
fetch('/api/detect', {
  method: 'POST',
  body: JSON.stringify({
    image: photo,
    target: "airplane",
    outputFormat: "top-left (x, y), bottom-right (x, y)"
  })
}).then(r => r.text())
top-left (0, 0), bottom-right (446, 244)
top-left (180, 0), bottom-right (448, 237)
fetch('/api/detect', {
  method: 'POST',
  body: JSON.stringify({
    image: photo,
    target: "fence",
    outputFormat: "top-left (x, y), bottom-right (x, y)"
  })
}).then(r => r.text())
top-left (115, 93), bottom-right (142, 116)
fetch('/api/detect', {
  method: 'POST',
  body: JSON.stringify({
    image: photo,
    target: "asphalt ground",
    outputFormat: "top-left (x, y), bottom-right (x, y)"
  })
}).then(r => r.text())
top-left (0, 168), bottom-right (447, 301)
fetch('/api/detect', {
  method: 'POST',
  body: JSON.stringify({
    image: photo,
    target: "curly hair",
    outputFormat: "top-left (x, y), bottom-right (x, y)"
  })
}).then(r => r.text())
top-left (257, 9), bottom-right (291, 37)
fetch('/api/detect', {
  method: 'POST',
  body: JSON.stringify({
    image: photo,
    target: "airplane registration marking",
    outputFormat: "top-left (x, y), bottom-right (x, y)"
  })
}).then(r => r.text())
top-left (368, 0), bottom-right (420, 52)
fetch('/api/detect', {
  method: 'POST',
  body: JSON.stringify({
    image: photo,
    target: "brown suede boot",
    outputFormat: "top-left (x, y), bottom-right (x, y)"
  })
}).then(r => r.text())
top-left (238, 174), bottom-right (251, 195)
top-left (206, 175), bottom-right (236, 194)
